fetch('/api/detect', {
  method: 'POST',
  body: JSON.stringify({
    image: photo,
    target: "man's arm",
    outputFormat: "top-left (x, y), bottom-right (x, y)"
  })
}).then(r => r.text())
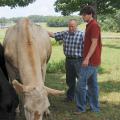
top-left (82, 38), bottom-right (97, 67)
top-left (48, 31), bottom-right (64, 41)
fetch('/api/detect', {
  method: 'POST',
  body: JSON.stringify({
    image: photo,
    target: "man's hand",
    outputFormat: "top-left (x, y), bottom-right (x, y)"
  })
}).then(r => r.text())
top-left (82, 38), bottom-right (98, 67)
top-left (82, 58), bottom-right (89, 67)
top-left (48, 31), bottom-right (55, 38)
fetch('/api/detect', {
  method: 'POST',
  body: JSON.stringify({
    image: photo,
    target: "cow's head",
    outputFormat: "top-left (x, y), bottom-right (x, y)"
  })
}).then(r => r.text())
top-left (12, 80), bottom-right (64, 120)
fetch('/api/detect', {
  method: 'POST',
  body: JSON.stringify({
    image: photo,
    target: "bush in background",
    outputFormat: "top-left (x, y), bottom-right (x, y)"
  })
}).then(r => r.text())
top-left (47, 59), bottom-right (104, 74)
top-left (47, 60), bottom-right (65, 73)
top-left (98, 10), bottom-right (120, 32)
top-left (47, 16), bottom-right (83, 27)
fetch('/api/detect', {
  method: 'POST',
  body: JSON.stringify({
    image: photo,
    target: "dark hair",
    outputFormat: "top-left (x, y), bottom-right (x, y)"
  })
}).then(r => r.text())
top-left (80, 5), bottom-right (95, 17)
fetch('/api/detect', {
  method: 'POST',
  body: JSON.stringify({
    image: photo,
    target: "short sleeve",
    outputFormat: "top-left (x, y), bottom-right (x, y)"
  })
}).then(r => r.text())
top-left (91, 24), bottom-right (100, 39)
top-left (54, 31), bottom-right (64, 41)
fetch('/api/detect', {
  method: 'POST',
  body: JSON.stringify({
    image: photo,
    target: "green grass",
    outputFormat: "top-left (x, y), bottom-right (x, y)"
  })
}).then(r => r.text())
top-left (45, 39), bottom-right (120, 120)
top-left (0, 29), bottom-right (6, 43)
top-left (0, 27), bottom-right (120, 120)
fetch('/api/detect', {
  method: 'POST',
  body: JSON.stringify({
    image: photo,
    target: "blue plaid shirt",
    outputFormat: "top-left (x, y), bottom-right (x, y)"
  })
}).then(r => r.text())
top-left (54, 30), bottom-right (84, 58)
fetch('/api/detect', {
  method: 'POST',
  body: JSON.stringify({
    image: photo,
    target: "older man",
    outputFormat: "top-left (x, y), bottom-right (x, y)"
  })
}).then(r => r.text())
top-left (48, 19), bottom-right (84, 102)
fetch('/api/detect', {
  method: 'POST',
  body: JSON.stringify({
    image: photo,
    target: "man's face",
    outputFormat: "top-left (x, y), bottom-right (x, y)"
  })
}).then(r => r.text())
top-left (82, 14), bottom-right (92, 23)
top-left (68, 20), bottom-right (77, 33)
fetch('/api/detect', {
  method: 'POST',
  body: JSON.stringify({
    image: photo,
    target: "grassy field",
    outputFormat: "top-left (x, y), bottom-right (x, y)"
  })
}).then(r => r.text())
top-left (45, 39), bottom-right (120, 120)
top-left (0, 26), bottom-right (120, 120)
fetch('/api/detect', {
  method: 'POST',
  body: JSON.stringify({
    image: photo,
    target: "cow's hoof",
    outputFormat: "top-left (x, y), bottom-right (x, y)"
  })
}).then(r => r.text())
top-left (44, 109), bottom-right (50, 117)
top-left (16, 106), bottom-right (20, 113)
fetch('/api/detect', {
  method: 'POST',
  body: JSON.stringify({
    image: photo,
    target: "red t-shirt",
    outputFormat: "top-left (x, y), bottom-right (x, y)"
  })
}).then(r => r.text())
top-left (83, 19), bottom-right (102, 66)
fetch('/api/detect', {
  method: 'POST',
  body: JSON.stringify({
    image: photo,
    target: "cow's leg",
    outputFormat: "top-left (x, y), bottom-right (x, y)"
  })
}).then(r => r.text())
top-left (42, 63), bottom-right (47, 82)
top-left (44, 108), bottom-right (50, 119)
top-left (24, 109), bottom-right (31, 120)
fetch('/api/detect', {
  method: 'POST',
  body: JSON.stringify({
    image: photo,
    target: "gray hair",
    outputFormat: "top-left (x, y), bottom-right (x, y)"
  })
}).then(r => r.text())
top-left (68, 19), bottom-right (78, 25)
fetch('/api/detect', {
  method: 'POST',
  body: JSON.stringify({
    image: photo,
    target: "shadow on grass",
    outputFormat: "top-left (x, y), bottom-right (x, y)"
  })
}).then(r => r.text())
top-left (98, 66), bottom-right (108, 74)
top-left (45, 73), bottom-right (66, 90)
top-left (103, 44), bottom-right (120, 49)
top-left (45, 95), bottom-right (120, 120)
top-left (48, 95), bottom-right (102, 120)
top-left (44, 73), bottom-right (120, 120)
top-left (99, 80), bottom-right (120, 93)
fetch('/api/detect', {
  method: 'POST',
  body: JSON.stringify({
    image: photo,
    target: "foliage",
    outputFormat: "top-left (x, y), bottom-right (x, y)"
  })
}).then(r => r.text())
top-left (0, 16), bottom-right (83, 28)
top-left (47, 59), bottom-right (106, 74)
top-left (0, 0), bottom-right (36, 7)
top-left (0, 13), bottom-right (120, 32)
top-left (28, 15), bottom-right (49, 23)
top-left (9, 17), bottom-right (23, 23)
top-left (47, 16), bottom-right (83, 27)
top-left (99, 16), bottom-right (116, 32)
top-left (54, 0), bottom-right (120, 15)
top-left (47, 60), bottom-right (65, 73)
top-left (113, 10), bottom-right (120, 32)
top-left (5, 16), bottom-right (49, 23)
top-left (98, 10), bottom-right (120, 32)
top-left (0, 17), bottom-right (14, 29)
top-left (0, 18), bottom-right (8, 25)
top-left (47, 17), bottom-right (68, 27)
top-left (0, 16), bottom-right (82, 27)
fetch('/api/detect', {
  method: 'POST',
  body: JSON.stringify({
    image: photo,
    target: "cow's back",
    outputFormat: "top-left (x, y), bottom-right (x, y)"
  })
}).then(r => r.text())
top-left (3, 18), bottom-right (52, 85)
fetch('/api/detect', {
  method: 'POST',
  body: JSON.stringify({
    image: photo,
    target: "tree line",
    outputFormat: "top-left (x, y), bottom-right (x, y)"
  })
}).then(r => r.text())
top-left (0, 13), bottom-right (120, 32)
top-left (0, 15), bottom-right (83, 27)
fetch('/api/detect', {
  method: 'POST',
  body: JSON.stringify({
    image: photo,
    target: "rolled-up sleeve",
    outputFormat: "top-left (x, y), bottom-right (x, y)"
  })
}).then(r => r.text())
top-left (54, 31), bottom-right (64, 41)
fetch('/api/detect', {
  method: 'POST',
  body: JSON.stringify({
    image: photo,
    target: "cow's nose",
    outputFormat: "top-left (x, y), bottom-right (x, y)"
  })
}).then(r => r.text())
top-left (34, 111), bottom-right (41, 120)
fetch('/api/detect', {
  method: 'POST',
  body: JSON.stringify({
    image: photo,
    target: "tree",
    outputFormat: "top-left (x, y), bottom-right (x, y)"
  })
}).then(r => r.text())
top-left (0, 0), bottom-right (36, 7)
top-left (0, 18), bottom-right (10, 28)
top-left (54, 0), bottom-right (120, 16)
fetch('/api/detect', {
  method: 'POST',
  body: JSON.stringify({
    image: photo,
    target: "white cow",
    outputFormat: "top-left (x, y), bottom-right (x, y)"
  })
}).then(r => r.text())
top-left (3, 18), bottom-right (64, 120)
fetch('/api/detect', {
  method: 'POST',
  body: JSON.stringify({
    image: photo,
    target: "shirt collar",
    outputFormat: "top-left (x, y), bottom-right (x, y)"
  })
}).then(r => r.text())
top-left (68, 30), bottom-right (77, 36)
top-left (86, 19), bottom-right (95, 27)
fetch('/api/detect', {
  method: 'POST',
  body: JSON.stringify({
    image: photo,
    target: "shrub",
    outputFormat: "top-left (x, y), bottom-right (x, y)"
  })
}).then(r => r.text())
top-left (99, 10), bottom-right (120, 32)
top-left (47, 60), bottom-right (65, 73)
top-left (47, 60), bottom-right (104, 74)
top-left (47, 17), bottom-right (68, 27)
top-left (47, 16), bottom-right (82, 27)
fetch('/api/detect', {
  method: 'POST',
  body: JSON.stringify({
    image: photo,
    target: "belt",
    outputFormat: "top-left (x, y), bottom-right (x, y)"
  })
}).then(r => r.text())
top-left (66, 56), bottom-right (82, 59)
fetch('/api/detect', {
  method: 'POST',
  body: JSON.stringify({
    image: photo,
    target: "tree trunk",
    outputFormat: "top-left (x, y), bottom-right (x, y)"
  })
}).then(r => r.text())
top-left (90, 0), bottom-right (97, 20)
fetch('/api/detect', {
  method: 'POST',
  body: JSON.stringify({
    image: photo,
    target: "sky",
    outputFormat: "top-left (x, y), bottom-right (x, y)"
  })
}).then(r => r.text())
top-left (0, 0), bottom-right (61, 18)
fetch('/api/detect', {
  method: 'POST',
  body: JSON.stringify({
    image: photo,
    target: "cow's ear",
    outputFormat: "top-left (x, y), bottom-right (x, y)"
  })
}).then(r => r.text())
top-left (12, 80), bottom-right (35, 93)
top-left (12, 80), bottom-right (24, 93)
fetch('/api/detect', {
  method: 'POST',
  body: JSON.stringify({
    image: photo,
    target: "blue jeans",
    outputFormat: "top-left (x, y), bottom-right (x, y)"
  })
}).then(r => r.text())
top-left (75, 65), bottom-right (100, 112)
top-left (65, 58), bottom-right (82, 100)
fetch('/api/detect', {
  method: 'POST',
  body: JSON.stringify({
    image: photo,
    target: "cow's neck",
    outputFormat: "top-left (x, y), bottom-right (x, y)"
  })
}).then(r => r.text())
top-left (17, 20), bottom-right (44, 87)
